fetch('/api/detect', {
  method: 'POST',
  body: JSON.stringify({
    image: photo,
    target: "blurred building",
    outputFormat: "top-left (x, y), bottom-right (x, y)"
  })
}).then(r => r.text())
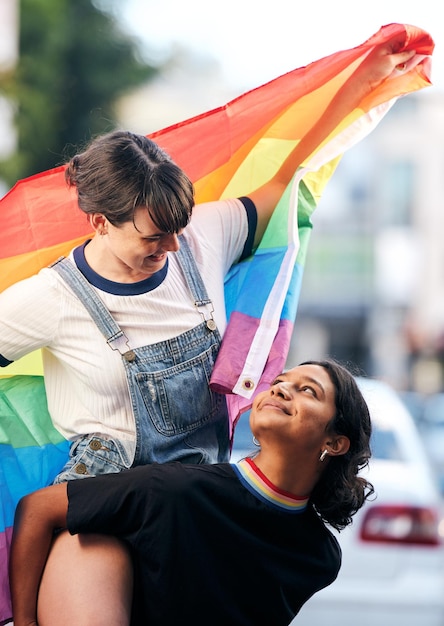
top-left (0, 0), bottom-right (18, 195)
top-left (0, 0), bottom-right (18, 73)
top-left (287, 91), bottom-right (444, 393)
top-left (117, 47), bottom-right (238, 135)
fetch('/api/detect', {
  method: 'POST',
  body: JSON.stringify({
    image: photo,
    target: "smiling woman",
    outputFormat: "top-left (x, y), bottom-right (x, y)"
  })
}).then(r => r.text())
top-left (250, 365), bottom-right (349, 495)
top-left (10, 358), bottom-right (373, 626)
top-left (251, 360), bottom-right (374, 529)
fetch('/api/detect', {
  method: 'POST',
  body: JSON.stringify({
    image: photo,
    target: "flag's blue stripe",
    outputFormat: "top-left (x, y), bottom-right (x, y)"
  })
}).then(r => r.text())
top-left (281, 262), bottom-right (304, 321)
top-left (225, 248), bottom-right (305, 322)
top-left (0, 440), bottom-right (69, 531)
top-left (224, 247), bottom-right (288, 318)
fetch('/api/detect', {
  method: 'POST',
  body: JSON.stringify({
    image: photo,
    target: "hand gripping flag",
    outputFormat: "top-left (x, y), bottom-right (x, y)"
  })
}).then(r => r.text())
top-left (0, 23), bottom-right (434, 624)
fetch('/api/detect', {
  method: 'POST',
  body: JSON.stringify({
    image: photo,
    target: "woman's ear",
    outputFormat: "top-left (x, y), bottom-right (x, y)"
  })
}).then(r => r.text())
top-left (326, 435), bottom-right (350, 457)
top-left (89, 213), bottom-right (107, 234)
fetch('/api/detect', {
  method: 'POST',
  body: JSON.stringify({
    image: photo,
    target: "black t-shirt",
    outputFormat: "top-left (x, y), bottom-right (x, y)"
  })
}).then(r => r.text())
top-left (67, 462), bottom-right (341, 626)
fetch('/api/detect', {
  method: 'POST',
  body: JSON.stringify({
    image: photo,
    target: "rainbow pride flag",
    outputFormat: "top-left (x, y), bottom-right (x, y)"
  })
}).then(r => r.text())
top-left (0, 23), bottom-right (434, 624)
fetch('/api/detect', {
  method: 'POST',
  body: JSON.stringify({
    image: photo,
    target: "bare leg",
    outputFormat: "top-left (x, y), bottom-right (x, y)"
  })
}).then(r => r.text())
top-left (37, 530), bottom-right (133, 626)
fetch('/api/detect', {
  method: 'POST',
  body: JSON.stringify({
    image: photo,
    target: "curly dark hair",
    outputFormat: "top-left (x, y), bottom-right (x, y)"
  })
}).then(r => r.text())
top-left (301, 359), bottom-right (374, 531)
top-left (65, 130), bottom-right (194, 233)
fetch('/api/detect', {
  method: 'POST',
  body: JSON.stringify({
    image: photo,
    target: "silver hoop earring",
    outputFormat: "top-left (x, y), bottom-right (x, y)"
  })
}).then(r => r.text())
top-left (253, 436), bottom-right (260, 447)
top-left (319, 449), bottom-right (329, 462)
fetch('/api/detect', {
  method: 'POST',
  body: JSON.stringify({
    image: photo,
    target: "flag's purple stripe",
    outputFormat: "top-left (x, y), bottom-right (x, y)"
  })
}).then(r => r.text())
top-left (0, 527), bottom-right (13, 624)
top-left (225, 318), bottom-right (294, 431)
top-left (210, 314), bottom-right (294, 397)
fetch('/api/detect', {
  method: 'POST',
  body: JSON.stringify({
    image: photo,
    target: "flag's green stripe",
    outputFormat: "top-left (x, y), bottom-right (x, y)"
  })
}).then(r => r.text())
top-left (0, 375), bottom-right (65, 448)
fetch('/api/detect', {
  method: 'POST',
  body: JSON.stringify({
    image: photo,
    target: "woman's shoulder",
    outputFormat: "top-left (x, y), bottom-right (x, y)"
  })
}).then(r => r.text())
top-left (0, 264), bottom-right (61, 302)
top-left (190, 197), bottom-right (248, 227)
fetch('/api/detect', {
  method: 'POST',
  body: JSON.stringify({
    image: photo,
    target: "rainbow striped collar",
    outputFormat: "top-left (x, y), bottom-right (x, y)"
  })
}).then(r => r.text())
top-left (232, 458), bottom-right (309, 513)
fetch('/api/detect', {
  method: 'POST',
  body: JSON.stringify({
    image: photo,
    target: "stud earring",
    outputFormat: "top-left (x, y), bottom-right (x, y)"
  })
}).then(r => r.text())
top-left (253, 436), bottom-right (260, 447)
top-left (319, 449), bottom-right (329, 462)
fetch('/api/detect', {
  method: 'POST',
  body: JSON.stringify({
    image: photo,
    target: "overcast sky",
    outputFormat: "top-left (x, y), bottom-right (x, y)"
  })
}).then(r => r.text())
top-left (120, 0), bottom-right (442, 93)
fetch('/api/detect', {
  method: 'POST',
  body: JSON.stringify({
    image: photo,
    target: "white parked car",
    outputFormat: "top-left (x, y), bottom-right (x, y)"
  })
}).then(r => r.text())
top-left (416, 393), bottom-right (444, 494)
top-left (231, 376), bottom-right (444, 626)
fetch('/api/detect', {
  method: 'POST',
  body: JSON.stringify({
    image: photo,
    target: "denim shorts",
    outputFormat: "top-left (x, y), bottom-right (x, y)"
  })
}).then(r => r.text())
top-left (52, 434), bottom-right (134, 483)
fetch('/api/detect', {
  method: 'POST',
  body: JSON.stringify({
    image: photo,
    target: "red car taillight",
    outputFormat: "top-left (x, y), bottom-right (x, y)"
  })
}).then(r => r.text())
top-left (360, 505), bottom-right (441, 545)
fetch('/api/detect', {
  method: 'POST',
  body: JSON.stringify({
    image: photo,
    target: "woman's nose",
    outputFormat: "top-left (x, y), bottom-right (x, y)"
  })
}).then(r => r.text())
top-left (271, 381), bottom-right (292, 399)
top-left (162, 233), bottom-right (180, 252)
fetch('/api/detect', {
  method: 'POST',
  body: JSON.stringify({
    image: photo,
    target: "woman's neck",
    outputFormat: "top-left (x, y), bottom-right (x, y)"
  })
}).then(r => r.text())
top-left (84, 237), bottom-right (157, 283)
top-left (252, 451), bottom-right (320, 497)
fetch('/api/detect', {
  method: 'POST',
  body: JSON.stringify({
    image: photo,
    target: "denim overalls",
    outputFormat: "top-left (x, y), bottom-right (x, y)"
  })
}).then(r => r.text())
top-left (51, 236), bottom-right (230, 482)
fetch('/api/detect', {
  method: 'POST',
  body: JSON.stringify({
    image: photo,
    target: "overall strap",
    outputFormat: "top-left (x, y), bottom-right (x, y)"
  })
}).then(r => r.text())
top-left (50, 257), bottom-right (132, 355)
top-left (51, 238), bottom-right (216, 353)
top-left (177, 235), bottom-right (216, 331)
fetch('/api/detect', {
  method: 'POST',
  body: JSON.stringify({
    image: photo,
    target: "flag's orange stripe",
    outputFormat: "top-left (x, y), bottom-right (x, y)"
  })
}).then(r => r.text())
top-left (1, 236), bottom-right (89, 291)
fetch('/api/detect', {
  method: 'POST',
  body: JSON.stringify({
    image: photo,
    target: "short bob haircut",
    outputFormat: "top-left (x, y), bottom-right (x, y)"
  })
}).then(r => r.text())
top-left (65, 130), bottom-right (194, 233)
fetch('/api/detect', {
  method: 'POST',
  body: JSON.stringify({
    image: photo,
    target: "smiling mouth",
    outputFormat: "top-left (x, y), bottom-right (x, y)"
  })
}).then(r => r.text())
top-left (148, 253), bottom-right (166, 262)
top-left (260, 400), bottom-right (289, 414)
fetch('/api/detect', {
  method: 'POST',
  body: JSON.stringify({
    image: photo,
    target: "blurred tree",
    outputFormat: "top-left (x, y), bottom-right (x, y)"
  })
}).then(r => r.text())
top-left (0, 0), bottom-right (158, 185)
